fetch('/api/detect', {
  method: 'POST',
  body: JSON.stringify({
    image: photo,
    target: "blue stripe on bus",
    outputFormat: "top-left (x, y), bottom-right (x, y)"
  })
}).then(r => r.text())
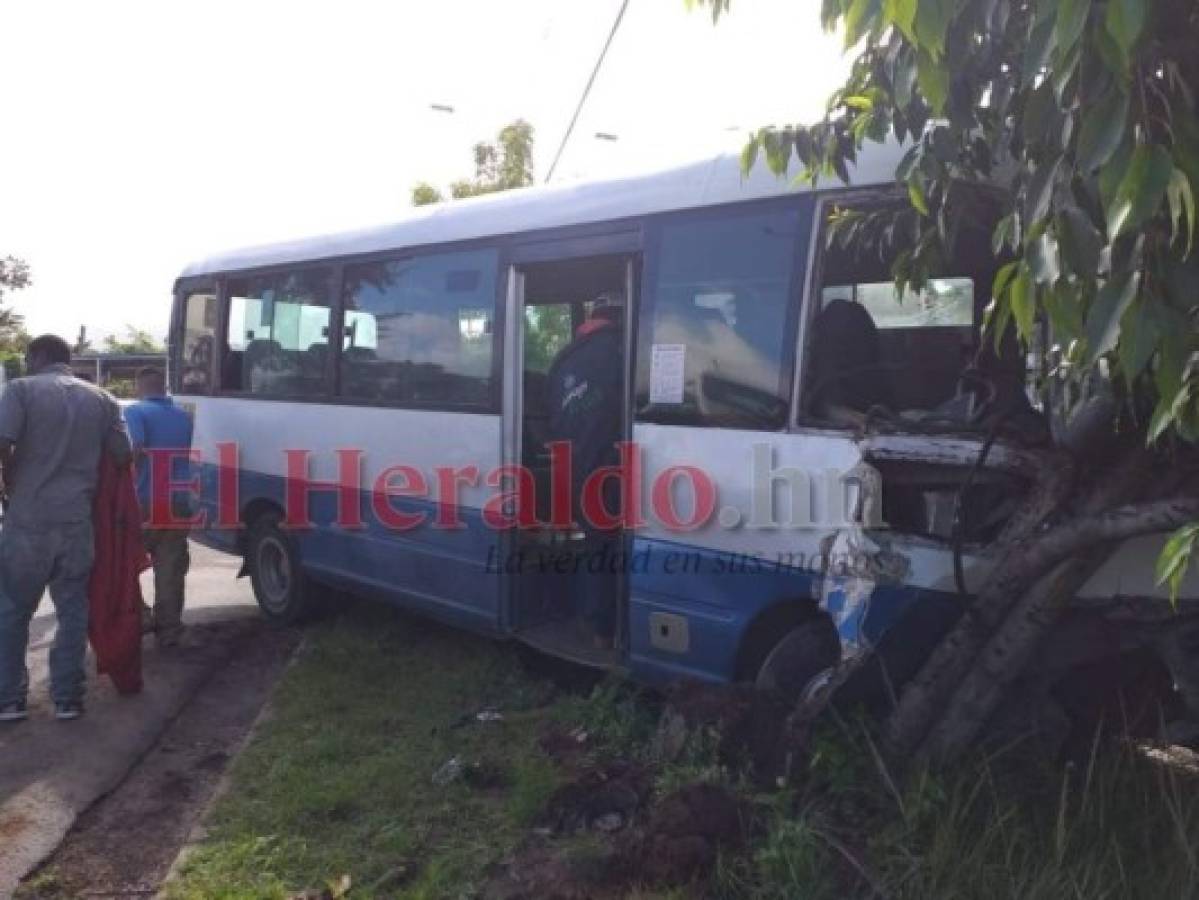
top-left (193, 462), bottom-right (939, 684)
top-left (624, 536), bottom-right (930, 682)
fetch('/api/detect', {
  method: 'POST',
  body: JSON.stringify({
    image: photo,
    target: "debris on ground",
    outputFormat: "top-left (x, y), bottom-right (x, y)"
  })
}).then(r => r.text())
top-left (432, 756), bottom-right (465, 786)
top-left (451, 706), bottom-right (507, 728)
top-left (431, 755), bottom-right (510, 791)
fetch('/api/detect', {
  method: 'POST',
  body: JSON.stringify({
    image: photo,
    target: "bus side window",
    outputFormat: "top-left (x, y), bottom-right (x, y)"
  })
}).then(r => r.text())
top-left (340, 248), bottom-right (498, 408)
top-left (180, 291), bottom-right (217, 394)
top-left (222, 268), bottom-right (333, 397)
top-left (635, 208), bottom-right (806, 430)
top-left (804, 195), bottom-right (1011, 426)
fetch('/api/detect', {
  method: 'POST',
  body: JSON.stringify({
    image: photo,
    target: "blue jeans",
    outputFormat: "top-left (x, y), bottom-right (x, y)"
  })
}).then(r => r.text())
top-left (0, 520), bottom-right (95, 706)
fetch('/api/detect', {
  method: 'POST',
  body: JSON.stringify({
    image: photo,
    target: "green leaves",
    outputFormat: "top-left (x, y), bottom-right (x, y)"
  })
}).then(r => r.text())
top-left (916, 50), bottom-right (948, 114)
top-left (1027, 232), bottom-right (1060, 284)
top-left (1106, 144), bottom-right (1173, 238)
top-left (1149, 325), bottom-right (1194, 442)
top-left (992, 261), bottom-right (1019, 300)
top-left (739, 138), bottom-right (759, 176)
top-left (882, 0), bottom-right (918, 42)
top-left (907, 178), bottom-right (929, 216)
top-left (1156, 524), bottom-right (1199, 608)
top-left (723, 0), bottom-right (1199, 451)
top-left (1054, 0), bottom-right (1091, 53)
top-left (1167, 168), bottom-right (1196, 256)
top-left (1025, 156), bottom-right (1061, 225)
top-left (1023, 16), bottom-right (1056, 81)
top-left (762, 129), bottom-right (792, 176)
top-left (992, 253), bottom-right (1052, 347)
top-left (1117, 296), bottom-right (1160, 382)
top-left (1009, 263), bottom-right (1036, 341)
top-left (1104, 0), bottom-right (1145, 57)
top-left (1043, 278), bottom-right (1086, 340)
top-left (1056, 204), bottom-right (1103, 278)
top-left (1075, 88), bottom-right (1128, 173)
top-left (1083, 270), bottom-right (1140, 363)
top-left (845, 0), bottom-right (881, 47)
top-left (1023, 82), bottom-right (1059, 148)
top-left (913, 0), bottom-right (952, 59)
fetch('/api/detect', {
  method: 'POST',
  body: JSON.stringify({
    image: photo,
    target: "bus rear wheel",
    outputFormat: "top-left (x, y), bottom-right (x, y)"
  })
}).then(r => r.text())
top-left (247, 511), bottom-right (316, 624)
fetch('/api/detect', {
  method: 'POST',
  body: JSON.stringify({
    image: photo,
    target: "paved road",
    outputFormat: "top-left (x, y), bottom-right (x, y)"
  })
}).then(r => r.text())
top-left (0, 542), bottom-right (261, 897)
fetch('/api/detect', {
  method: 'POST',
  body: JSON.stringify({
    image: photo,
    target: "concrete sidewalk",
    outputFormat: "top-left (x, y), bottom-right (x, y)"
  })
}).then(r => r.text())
top-left (0, 544), bottom-right (258, 897)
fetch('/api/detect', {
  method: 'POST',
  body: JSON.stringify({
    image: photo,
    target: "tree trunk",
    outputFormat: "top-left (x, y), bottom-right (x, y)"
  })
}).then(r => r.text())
top-left (883, 447), bottom-right (1181, 762)
top-left (883, 452), bottom-right (1077, 758)
top-left (918, 553), bottom-right (1114, 762)
top-left (920, 495), bottom-right (1199, 761)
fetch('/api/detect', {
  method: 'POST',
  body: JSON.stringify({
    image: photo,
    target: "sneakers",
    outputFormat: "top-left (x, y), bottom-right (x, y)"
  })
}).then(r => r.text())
top-left (0, 699), bottom-right (85, 721)
top-left (0, 699), bottom-right (28, 723)
top-left (54, 701), bottom-right (84, 722)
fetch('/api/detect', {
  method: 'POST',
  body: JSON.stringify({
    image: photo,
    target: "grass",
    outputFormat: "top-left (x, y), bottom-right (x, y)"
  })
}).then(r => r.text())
top-left (167, 600), bottom-right (1199, 899)
top-left (167, 603), bottom-right (570, 899)
top-left (712, 716), bottom-right (1199, 899)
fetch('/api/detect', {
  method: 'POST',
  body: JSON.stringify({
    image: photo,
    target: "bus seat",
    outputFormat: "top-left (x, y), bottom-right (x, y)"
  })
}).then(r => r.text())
top-left (342, 346), bottom-right (383, 399)
top-left (303, 343), bottom-right (329, 384)
top-left (244, 339), bottom-right (285, 393)
top-left (221, 349), bottom-right (244, 392)
top-left (808, 298), bottom-right (892, 416)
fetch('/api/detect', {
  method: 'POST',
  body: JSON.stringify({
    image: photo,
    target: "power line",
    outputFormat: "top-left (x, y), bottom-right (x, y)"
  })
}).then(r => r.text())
top-left (544, 0), bottom-right (630, 183)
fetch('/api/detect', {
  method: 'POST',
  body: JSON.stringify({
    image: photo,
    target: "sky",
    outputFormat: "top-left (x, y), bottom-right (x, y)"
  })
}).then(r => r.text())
top-left (0, 0), bottom-right (849, 345)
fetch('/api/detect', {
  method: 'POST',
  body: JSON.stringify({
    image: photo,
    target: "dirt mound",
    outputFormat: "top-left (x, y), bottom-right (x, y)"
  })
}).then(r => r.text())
top-left (537, 726), bottom-right (592, 770)
top-left (486, 780), bottom-right (754, 897)
top-left (482, 842), bottom-right (612, 900)
top-left (656, 681), bottom-right (798, 780)
top-left (537, 762), bottom-right (652, 835)
top-left (626, 783), bottom-right (754, 885)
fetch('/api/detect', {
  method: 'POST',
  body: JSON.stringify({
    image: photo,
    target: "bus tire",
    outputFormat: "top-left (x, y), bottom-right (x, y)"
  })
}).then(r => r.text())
top-left (246, 511), bottom-right (316, 624)
top-left (753, 619), bottom-right (841, 703)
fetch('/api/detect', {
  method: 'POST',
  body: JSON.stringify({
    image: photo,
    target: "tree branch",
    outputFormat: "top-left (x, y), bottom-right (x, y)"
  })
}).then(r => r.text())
top-left (1017, 496), bottom-right (1199, 576)
top-left (885, 448), bottom-right (1166, 760)
top-left (920, 494), bottom-right (1199, 762)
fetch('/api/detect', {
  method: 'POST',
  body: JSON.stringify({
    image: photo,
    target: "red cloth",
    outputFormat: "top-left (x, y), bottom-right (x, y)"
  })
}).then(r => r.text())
top-left (88, 457), bottom-right (149, 694)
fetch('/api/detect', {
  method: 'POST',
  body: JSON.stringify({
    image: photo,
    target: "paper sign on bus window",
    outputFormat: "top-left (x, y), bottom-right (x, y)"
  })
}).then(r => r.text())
top-left (649, 343), bottom-right (685, 404)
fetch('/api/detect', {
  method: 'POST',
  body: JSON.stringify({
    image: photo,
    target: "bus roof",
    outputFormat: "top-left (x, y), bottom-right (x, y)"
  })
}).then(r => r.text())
top-left (180, 140), bottom-right (905, 278)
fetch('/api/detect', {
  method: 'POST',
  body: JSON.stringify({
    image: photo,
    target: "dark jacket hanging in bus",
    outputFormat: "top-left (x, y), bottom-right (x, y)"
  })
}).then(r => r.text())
top-left (546, 316), bottom-right (623, 528)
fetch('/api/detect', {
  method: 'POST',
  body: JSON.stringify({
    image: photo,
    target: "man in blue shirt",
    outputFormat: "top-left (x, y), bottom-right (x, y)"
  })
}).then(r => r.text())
top-left (124, 367), bottom-right (194, 647)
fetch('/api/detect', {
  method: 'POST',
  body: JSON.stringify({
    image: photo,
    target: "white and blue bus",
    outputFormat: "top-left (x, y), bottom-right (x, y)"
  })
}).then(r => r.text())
top-left (170, 143), bottom-right (1198, 702)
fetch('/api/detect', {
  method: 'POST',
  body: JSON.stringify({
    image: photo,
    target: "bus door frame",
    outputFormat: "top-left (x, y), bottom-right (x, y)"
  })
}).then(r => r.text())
top-left (498, 228), bottom-right (643, 651)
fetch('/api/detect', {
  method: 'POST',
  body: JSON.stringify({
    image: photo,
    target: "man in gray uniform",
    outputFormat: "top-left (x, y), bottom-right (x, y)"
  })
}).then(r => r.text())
top-left (0, 334), bottom-right (131, 722)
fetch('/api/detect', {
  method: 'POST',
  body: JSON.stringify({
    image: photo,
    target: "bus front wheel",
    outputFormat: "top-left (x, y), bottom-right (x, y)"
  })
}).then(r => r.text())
top-left (753, 619), bottom-right (841, 704)
top-left (247, 511), bottom-right (316, 624)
